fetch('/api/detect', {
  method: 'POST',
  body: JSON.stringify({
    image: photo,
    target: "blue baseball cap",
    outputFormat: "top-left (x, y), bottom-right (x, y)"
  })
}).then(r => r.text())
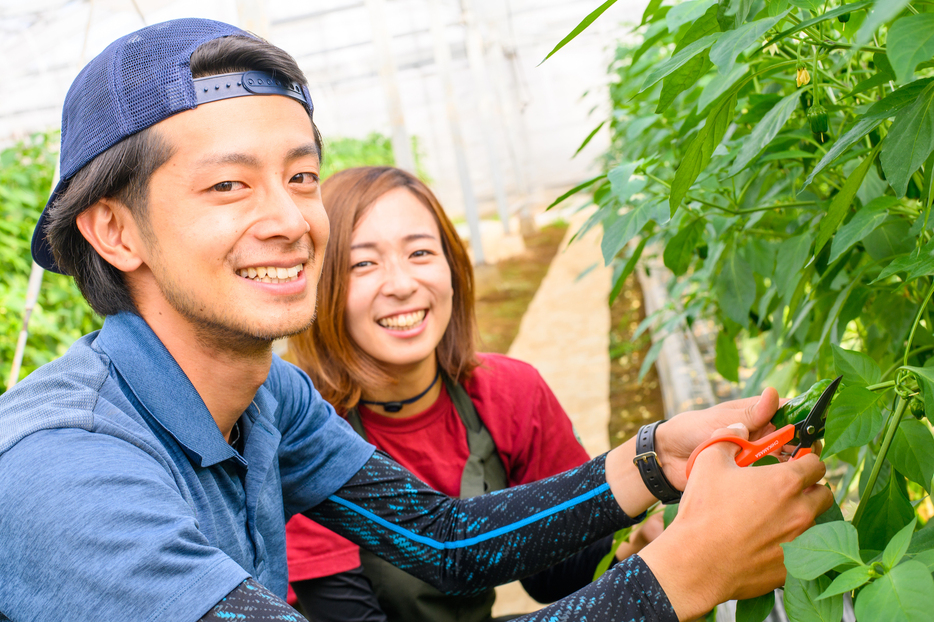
top-left (31, 18), bottom-right (314, 274)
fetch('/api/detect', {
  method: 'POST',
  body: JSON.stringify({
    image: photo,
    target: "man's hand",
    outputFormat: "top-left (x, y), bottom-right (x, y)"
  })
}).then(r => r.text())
top-left (655, 387), bottom-right (781, 490)
top-left (638, 423), bottom-right (834, 621)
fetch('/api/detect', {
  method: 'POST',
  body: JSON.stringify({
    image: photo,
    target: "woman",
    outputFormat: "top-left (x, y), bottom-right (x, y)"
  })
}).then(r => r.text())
top-left (285, 167), bottom-right (659, 622)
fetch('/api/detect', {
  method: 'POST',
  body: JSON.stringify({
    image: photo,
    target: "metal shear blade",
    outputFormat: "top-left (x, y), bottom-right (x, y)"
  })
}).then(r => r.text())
top-left (790, 375), bottom-right (842, 458)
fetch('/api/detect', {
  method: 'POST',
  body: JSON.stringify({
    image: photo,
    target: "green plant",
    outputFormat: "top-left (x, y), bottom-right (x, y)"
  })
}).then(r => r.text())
top-left (1, 131), bottom-right (101, 391)
top-left (320, 132), bottom-right (429, 181)
top-left (550, 0), bottom-right (934, 619)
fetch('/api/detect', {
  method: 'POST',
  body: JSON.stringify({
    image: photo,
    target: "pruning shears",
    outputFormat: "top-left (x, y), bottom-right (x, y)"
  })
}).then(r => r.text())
top-left (685, 376), bottom-right (842, 479)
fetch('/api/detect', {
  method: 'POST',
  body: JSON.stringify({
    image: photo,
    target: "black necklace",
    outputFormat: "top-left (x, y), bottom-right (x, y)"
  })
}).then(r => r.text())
top-left (360, 368), bottom-right (441, 413)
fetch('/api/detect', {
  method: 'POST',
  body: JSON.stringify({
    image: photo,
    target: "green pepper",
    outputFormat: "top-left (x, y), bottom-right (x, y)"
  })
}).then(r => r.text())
top-left (838, 12), bottom-right (851, 23)
top-left (909, 397), bottom-right (925, 420)
top-left (808, 104), bottom-right (829, 143)
top-left (772, 378), bottom-right (834, 429)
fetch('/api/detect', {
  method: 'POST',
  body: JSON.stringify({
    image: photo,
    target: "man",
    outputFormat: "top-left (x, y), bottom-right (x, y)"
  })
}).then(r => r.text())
top-left (0, 18), bottom-right (831, 621)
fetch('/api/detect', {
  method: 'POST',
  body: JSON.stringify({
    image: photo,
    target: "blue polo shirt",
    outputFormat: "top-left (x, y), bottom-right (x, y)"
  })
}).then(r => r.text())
top-left (0, 312), bottom-right (374, 621)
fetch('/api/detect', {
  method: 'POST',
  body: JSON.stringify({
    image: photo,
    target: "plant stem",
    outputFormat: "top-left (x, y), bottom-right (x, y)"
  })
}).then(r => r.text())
top-left (852, 397), bottom-right (907, 527)
top-left (904, 280), bottom-right (934, 368)
top-left (866, 380), bottom-right (896, 392)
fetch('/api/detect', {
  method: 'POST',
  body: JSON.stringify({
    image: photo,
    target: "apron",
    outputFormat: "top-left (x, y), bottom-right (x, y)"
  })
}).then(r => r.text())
top-left (346, 373), bottom-right (508, 622)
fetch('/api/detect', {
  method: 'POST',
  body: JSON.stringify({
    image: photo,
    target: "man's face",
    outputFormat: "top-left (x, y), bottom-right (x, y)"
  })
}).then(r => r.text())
top-left (127, 94), bottom-right (328, 349)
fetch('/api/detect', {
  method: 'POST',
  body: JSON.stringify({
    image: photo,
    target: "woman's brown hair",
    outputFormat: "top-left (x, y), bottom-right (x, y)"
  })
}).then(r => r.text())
top-left (289, 166), bottom-right (479, 412)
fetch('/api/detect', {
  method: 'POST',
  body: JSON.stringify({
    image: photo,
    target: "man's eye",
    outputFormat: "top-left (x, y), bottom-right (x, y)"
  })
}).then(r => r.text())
top-left (291, 172), bottom-right (319, 184)
top-left (212, 181), bottom-right (240, 192)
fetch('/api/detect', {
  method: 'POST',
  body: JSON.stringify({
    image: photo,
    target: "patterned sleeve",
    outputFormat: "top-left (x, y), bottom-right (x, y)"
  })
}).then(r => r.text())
top-left (304, 451), bottom-right (677, 621)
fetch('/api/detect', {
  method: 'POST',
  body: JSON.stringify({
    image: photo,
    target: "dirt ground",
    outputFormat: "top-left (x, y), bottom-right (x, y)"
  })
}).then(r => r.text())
top-left (473, 223), bottom-right (569, 354)
top-left (608, 273), bottom-right (665, 447)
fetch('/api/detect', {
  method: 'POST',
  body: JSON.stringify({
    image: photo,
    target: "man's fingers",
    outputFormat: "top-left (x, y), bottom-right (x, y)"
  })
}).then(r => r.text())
top-left (786, 453), bottom-right (827, 490)
top-left (746, 387), bottom-right (779, 429)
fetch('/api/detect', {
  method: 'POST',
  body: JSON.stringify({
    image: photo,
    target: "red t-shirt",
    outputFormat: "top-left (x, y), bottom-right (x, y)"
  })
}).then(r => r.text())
top-left (285, 353), bottom-right (591, 596)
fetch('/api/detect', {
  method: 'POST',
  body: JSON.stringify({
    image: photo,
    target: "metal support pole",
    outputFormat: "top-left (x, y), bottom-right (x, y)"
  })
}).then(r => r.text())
top-left (8, 158), bottom-right (59, 391)
top-left (236, 0), bottom-right (270, 38)
top-left (429, 0), bottom-right (485, 264)
top-left (460, 0), bottom-right (510, 233)
top-left (366, 0), bottom-right (418, 174)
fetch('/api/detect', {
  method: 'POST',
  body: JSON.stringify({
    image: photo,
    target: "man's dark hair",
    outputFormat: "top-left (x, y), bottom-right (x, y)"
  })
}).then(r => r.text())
top-left (45, 35), bottom-right (322, 317)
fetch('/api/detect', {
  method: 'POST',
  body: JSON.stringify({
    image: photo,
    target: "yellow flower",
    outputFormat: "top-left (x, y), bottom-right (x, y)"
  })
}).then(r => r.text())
top-left (796, 66), bottom-right (811, 87)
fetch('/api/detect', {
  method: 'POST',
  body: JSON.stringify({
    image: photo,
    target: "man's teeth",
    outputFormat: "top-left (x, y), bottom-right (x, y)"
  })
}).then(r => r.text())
top-left (237, 263), bottom-right (304, 283)
top-left (378, 310), bottom-right (427, 330)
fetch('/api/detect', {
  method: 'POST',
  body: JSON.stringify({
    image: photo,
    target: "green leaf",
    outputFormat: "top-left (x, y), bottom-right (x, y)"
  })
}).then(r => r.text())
top-left (814, 152), bottom-right (875, 254)
top-left (666, 0), bottom-right (718, 33)
top-left (609, 237), bottom-right (647, 305)
top-left (858, 473), bottom-right (915, 551)
top-left (728, 90), bottom-right (799, 176)
top-left (709, 13), bottom-right (787, 76)
top-left (905, 365), bottom-right (934, 420)
top-left (789, 0), bottom-right (820, 11)
top-left (824, 386), bottom-right (885, 456)
top-left (639, 338), bottom-right (665, 382)
top-left (663, 502), bottom-right (679, 528)
top-left (887, 14), bottom-right (934, 85)
top-left (910, 549), bottom-right (934, 572)
top-left (815, 498), bottom-right (845, 525)
top-left (641, 0), bottom-right (664, 26)
top-left (640, 33), bottom-right (722, 93)
top-left (881, 82), bottom-right (934, 197)
top-left (735, 592), bottom-right (775, 622)
top-left (664, 219), bottom-right (704, 275)
top-left (854, 560), bottom-right (934, 622)
top-left (715, 246), bottom-right (756, 326)
top-left (718, 0), bottom-right (755, 30)
top-left (608, 161), bottom-right (647, 205)
top-left (783, 575), bottom-right (844, 622)
top-left (831, 344), bottom-right (882, 386)
top-left (782, 521), bottom-right (863, 580)
top-left (883, 517), bottom-right (917, 570)
top-left (657, 6), bottom-right (720, 114)
top-left (854, 0), bottom-right (912, 49)
top-left (573, 121), bottom-right (606, 158)
top-left (774, 232), bottom-right (813, 298)
top-left (697, 62), bottom-right (748, 113)
top-left (601, 199), bottom-right (667, 264)
top-left (546, 174), bottom-right (605, 210)
top-left (874, 237), bottom-right (934, 284)
top-left (540, 0), bottom-right (619, 64)
top-left (817, 565), bottom-right (873, 600)
top-left (670, 93), bottom-right (737, 214)
top-left (890, 419), bottom-right (934, 493)
top-left (715, 330), bottom-right (740, 382)
top-left (827, 196), bottom-right (894, 263)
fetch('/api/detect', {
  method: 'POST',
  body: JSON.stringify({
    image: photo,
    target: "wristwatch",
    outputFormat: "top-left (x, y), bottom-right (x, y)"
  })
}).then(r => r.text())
top-left (633, 420), bottom-right (682, 504)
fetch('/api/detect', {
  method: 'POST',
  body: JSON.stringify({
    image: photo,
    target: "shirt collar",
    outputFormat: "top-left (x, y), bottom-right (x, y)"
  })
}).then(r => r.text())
top-left (96, 312), bottom-right (245, 468)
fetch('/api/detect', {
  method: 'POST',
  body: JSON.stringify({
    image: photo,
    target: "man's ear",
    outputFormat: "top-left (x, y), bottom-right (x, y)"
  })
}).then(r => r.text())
top-left (75, 198), bottom-right (146, 273)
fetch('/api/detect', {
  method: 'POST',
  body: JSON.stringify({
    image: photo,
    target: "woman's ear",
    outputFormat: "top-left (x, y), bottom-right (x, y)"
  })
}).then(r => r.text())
top-left (75, 198), bottom-right (146, 273)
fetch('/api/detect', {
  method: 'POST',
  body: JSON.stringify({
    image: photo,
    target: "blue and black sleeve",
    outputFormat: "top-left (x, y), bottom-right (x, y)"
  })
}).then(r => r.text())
top-left (306, 451), bottom-right (639, 594)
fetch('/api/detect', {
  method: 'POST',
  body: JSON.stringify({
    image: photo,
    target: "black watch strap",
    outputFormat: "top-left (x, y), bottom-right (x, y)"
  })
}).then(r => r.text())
top-left (634, 421), bottom-right (682, 504)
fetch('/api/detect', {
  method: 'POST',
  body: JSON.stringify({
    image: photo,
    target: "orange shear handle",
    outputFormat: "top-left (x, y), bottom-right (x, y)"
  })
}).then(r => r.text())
top-left (684, 424), bottom-right (797, 480)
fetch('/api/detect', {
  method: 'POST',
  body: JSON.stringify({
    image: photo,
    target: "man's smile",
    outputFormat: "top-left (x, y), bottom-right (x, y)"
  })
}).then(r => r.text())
top-left (236, 263), bottom-right (305, 283)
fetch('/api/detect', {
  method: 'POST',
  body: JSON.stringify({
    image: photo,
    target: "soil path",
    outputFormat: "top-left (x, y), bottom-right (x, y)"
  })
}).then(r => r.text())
top-left (492, 209), bottom-right (612, 617)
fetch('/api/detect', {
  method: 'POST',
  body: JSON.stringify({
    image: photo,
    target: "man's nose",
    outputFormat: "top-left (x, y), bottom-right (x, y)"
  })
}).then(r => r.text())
top-left (252, 184), bottom-right (310, 242)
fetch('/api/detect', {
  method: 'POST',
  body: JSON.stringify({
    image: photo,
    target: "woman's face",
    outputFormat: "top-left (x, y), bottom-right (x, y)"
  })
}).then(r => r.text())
top-left (345, 187), bottom-right (454, 372)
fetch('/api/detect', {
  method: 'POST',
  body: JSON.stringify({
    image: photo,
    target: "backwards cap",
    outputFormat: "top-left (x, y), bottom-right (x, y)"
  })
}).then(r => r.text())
top-left (31, 18), bottom-right (314, 274)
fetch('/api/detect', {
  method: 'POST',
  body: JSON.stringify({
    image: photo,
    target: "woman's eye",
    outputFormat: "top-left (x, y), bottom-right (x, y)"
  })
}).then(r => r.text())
top-left (351, 260), bottom-right (373, 269)
top-left (212, 181), bottom-right (241, 192)
top-left (290, 172), bottom-right (320, 184)
top-left (411, 250), bottom-right (434, 258)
